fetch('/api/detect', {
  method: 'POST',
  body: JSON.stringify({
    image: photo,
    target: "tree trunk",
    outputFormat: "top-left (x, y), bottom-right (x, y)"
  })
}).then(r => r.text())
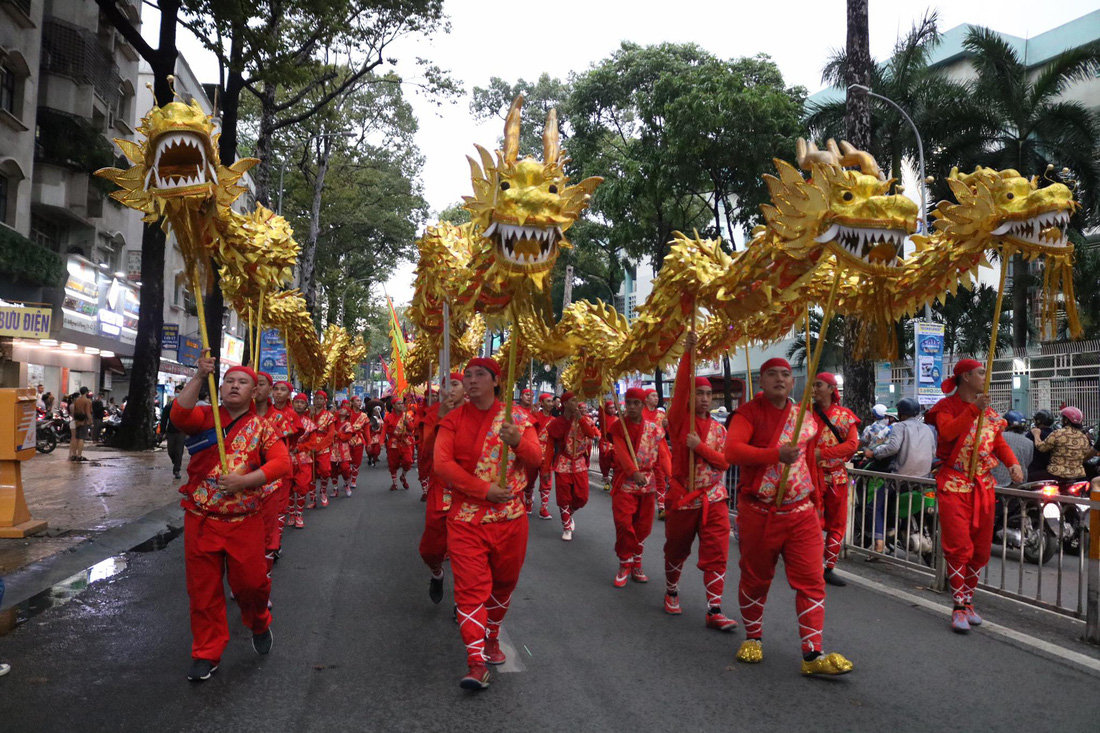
top-left (301, 137), bottom-right (333, 312)
top-left (654, 367), bottom-right (664, 409)
top-left (722, 353), bottom-right (733, 412)
top-left (109, 0), bottom-right (179, 450)
top-left (842, 0), bottom-right (876, 422)
top-left (1012, 253), bottom-right (1028, 348)
top-left (253, 80), bottom-right (278, 207)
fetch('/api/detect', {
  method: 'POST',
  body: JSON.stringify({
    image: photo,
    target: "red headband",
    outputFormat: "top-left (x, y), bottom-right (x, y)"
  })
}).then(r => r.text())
top-left (561, 391), bottom-right (576, 403)
top-left (521, 389), bottom-right (533, 396)
top-left (314, 390), bottom-right (327, 399)
top-left (465, 357), bottom-right (501, 378)
top-left (292, 392), bottom-right (309, 402)
top-left (448, 372), bottom-right (464, 383)
top-left (694, 377), bottom-right (712, 389)
top-left (273, 380), bottom-right (293, 393)
top-left (224, 366), bottom-right (257, 384)
top-left (760, 357), bottom-right (792, 374)
top-left (942, 358), bottom-right (982, 394)
top-left (625, 387), bottom-right (646, 401)
top-left (540, 393), bottom-right (553, 401)
top-left (815, 372), bottom-right (839, 402)
top-left (255, 371), bottom-right (273, 386)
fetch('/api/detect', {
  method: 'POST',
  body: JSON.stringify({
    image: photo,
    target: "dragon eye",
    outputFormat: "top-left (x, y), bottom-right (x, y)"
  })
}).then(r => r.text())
top-left (500, 182), bottom-right (510, 191)
top-left (548, 185), bottom-right (558, 194)
top-left (1006, 192), bottom-right (1014, 200)
top-left (842, 192), bottom-right (853, 202)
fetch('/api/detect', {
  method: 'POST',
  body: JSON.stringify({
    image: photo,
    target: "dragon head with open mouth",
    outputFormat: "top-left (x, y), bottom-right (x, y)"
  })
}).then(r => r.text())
top-left (464, 95), bottom-right (602, 291)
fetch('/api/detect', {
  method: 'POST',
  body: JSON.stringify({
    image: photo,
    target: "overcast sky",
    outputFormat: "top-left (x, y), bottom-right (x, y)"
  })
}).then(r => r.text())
top-left (144, 0), bottom-right (1097, 304)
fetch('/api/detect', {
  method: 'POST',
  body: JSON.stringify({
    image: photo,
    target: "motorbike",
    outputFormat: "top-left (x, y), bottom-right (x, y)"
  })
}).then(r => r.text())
top-left (991, 479), bottom-right (1086, 565)
top-left (35, 416), bottom-right (57, 454)
top-left (851, 470), bottom-right (938, 566)
top-left (45, 411), bottom-right (71, 444)
top-left (1043, 478), bottom-right (1090, 557)
top-left (100, 412), bottom-right (122, 442)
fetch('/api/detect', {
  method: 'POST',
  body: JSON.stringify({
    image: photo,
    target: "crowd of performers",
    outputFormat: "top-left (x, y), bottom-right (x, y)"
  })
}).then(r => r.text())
top-left (168, 342), bottom-right (1021, 690)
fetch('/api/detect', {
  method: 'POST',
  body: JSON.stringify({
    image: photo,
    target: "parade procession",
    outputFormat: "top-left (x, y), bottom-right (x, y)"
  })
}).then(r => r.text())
top-left (2, 1), bottom-right (1100, 730)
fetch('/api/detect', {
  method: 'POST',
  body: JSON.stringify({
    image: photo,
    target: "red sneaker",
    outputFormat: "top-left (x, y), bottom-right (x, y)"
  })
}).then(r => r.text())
top-left (305, 497), bottom-right (316, 510)
top-left (538, 506), bottom-right (552, 520)
top-left (294, 515), bottom-right (304, 529)
top-left (420, 492), bottom-right (427, 502)
top-left (664, 593), bottom-right (682, 615)
top-left (389, 482), bottom-right (398, 492)
top-left (401, 476), bottom-right (410, 490)
top-left (631, 567), bottom-right (649, 583)
top-left (705, 612), bottom-right (739, 632)
top-left (613, 565), bottom-right (631, 588)
top-left (319, 492), bottom-right (328, 507)
top-left (483, 638), bottom-right (506, 665)
top-left (460, 664), bottom-right (491, 690)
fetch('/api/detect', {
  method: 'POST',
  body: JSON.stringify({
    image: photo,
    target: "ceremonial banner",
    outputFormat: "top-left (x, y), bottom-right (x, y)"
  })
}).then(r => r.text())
top-left (258, 328), bottom-right (289, 381)
top-left (913, 321), bottom-right (945, 405)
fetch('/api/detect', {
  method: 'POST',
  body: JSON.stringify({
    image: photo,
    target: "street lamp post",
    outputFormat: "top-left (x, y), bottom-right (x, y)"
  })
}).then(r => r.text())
top-left (847, 83), bottom-right (932, 322)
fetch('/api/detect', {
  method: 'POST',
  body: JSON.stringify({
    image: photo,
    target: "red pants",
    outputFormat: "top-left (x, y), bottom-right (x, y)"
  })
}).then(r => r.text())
top-left (655, 464), bottom-right (668, 510)
top-left (821, 480), bottom-right (848, 570)
top-left (737, 498), bottom-right (826, 654)
top-left (555, 471), bottom-right (590, 528)
top-left (315, 453), bottom-right (332, 486)
top-left (599, 447), bottom-right (614, 480)
top-left (289, 462), bottom-right (312, 519)
top-left (937, 476), bottom-right (995, 606)
top-left (418, 447), bottom-right (431, 489)
top-left (539, 470), bottom-right (552, 509)
top-left (449, 515), bottom-right (528, 667)
top-left (349, 444), bottom-right (364, 487)
top-left (523, 466), bottom-right (539, 511)
top-left (664, 502), bottom-right (731, 609)
top-left (612, 490), bottom-right (656, 563)
top-left (419, 503), bottom-right (449, 574)
top-left (367, 443), bottom-right (381, 462)
top-left (335, 461), bottom-right (352, 484)
top-left (184, 512), bottom-right (271, 662)
top-left (260, 481), bottom-right (291, 572)
top-left (387, 446), bottom-right (413, 477)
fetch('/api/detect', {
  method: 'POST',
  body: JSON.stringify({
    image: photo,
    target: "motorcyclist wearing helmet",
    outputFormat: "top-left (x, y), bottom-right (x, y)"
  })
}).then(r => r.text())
top-left (992, 411), bottom-right (1032, 487)
top-left (1032, 406), bottom-right (1090, 481)
top-left (1027, 410), bottom-right (1055, 480)
top-left (863, 397), bottom-right (935, 552)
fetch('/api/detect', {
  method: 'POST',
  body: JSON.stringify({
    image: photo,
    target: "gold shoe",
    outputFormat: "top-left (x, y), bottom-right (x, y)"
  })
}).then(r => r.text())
top-left (801, 652), bottom-right (853, 676)
top-left (736, 639), bottom-right (763, 664)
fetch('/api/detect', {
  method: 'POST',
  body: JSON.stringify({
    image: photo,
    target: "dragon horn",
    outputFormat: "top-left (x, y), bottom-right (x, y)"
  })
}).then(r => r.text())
top-left (839, 140), bottom-right (885, 180)
top-left (504, 94), bottom-right (524, 165)
top-left (543, 108), bottom-right (560, 164)
top-left (795, 138), bottom-right (840, 170)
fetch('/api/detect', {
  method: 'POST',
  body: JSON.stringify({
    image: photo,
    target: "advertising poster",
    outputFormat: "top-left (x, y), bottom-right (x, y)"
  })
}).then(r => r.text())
top-left (913, 321), bottom-right (945, 405)
top-left (161, 324), bottom-right (180, 351)
top-left (178, 337), bottom-right (203, 366)
top-left (258, 329), bottom-right (289, 382)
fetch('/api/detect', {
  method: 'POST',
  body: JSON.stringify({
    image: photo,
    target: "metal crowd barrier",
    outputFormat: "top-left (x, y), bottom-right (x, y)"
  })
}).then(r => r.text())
top-left (845, 468), bottom-right (1100, 636)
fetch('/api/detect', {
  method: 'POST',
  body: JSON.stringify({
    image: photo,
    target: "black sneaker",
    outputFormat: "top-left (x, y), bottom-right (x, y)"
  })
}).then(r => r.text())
top-left (173, 472), bottom-right (181, 479)
top-left (823, 569), bottom-right (847, 587)
top-left (187, 659), bottom-right (219, 681)
top-left (252, 628), bottom-right (273, 655)
top-left (429, 572), bottom-right (444, 604)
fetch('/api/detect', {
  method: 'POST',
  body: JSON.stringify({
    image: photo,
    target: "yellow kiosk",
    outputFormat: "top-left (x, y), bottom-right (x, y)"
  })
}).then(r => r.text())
top-left (0, 388), bottom-right (47, 537)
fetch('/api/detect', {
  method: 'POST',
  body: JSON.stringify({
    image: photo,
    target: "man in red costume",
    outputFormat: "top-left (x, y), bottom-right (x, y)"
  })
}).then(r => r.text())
top-left (810, 373), bottom-right (860, 587)
top-left (533, 393), bottom-right (555, 519)
top-left (420, 372), bottom-right (465, 602)
top-left (170, 358), bottom-right (290, 682)
top-left (725, 357), bottom-right (853, 675)
top-left (548, 392), bottom-right (600, 541)
top-left (608, 387), bottom-right (669, 586)
top-left (383, 396), bottom-right (415, 490)
top-left (270, 381), bottom-right (300, 536)
top-left (346, 396), bottom-right (368, 491)
top-left (925, 359), bottom-right (1022, 633)
top-left (663, 335), bottom-right (737, 631)
top-left (644, 388), bottom-right (670, 519)
top-left (309, 391), bottom-right (335, 508)
top-left (366, 403), bottom-right (383, 466)
top-left (288, 393), bottom-right (319, 528)
top-left (253, 373), bottom-right (296, 572)
top-left (599, 399), bottom-right (618, 492)
top-left (512, 388), bottom-right (537, 513)
top-left (434, 358), bottom-right (542, 690)
top-left (331, 401), bottom-right (356, 496)
top-left (415, 390), bottom-right (438, 499)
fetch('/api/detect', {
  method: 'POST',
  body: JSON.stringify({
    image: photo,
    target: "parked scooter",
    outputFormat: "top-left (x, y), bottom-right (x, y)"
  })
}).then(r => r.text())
top-left (991, 480), bottom-right (1078, 565)
top-left (851, 472), bottom-right (937, 566)
top-left (46, 411), bottom-right (71, 444)
top-left (100, 412), bottom-right (122, 442)
top-left (35, 415), bottom-right (57, 454)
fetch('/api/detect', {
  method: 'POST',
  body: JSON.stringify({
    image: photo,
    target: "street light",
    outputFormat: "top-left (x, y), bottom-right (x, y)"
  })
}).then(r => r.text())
top-left (847, 83), bottom-right (932, 320)
top-left (276, 131), bottom-right (356, 215)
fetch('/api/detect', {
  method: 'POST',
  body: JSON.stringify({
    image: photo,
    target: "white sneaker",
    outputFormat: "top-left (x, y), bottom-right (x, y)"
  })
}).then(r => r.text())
top-left (562, 529), bottom-right (573, 541)
top-left (0, 662), bottom-right (10, 677)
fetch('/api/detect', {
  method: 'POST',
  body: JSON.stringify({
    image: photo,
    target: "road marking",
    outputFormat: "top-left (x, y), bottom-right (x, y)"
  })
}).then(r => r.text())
top-left (496, 626), bottom-right (527, 673)
top-left (834, 568), bottom-right (1100, 676)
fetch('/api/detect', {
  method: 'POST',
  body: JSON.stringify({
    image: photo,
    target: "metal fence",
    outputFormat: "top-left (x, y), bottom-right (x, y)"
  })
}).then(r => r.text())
top-left (845, 469), bottom-right (1097, 625)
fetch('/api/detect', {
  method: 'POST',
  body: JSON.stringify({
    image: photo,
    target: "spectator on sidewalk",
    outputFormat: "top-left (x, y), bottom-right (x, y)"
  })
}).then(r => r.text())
top-left (1033, 406), bottom-right (1090, 482)
top-left (860, 404), bottom-right (893, 452)
top-left (69, 387), bottom-right (92, 463)
top-left (160, 386), bottom-right (186, 479)
top-left (91, 392), bottom-right (106, 443)
top-left (1026, 410), bottom-right (1055, 481)
top-left (42, 392), bottom-right (54, 415)
top-left (863, 398), bottom-right (935, 553)
top-left (34, 384), bottom-right (45, 412)
top-left (992, 411), bottom-right (1032, 487)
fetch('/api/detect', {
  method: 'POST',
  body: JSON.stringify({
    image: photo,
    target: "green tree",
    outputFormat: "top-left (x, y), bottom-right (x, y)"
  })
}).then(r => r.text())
top-left (940, 28), bottom-right (1100, 349)
top-left (935, 284), bottom-right (1013, 358)
top-left (471, 74), bottom-right (571, 157)
top-left (436, 201), bottom-right (470, 225)
top-left (786, 311), bottom-right (846, 372)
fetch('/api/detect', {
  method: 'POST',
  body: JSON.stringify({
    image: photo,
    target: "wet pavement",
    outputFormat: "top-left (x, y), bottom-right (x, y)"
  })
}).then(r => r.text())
top-left (0, 464), bottom-right (1099, 731)
top-left (0, 445), bottom-right (177, 575)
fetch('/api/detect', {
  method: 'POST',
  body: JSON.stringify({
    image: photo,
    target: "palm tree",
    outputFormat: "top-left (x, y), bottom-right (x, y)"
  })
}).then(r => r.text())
top-left (1064, 239), bottom-right (1100, 340)
top-left (936, 29), bottom-right (1100, 349)
top-left (786, 310), bottom-right (846, 371)
top-left (935, 284), bottom-right (1013, 358)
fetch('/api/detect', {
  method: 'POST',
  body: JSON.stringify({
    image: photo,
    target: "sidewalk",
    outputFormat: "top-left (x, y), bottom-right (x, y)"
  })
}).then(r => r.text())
top-left (0, 443), bottom-right (181, 576)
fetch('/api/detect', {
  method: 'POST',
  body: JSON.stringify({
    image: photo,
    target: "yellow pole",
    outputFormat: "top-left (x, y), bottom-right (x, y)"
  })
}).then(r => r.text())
top-left (775, 268), bottom-right (842, 507)
top-left (254, 289), bottom-right (265, 369)
top-left (967, 255), bottom-right (1010, 479)
top-left (498, 306), bottom-right (521, 488)
top-left (687, 300), bottom-right (697, 493)
top-left (190, 269), bottom-right (228, 473)
top-left (744, 345), bottom-right (753, 400)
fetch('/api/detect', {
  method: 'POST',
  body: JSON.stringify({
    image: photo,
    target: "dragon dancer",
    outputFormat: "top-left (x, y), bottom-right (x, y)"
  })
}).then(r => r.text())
top-left (420, 373), bottom-right (466, 603)
top-left (383, 397), bottom-right (415, 491)
top-left (599, 400), bottom-right (618, 492)
top-left (608, 388), bottom-right (669, 587)
top-left (724, 358), bottom-right (852, 676)
top-left (288, 393), bottom-right (319, 529)
top-left (548, 392), bottom-right (600, 541)
top-left (924, 359), bottom-right (1022, 633)
top-left (346, 396), bottom-right (368, 491)
top-left (512, 389), bottom-right (537, 513)
top-left (534, 393), bottom-right (556, 519)
top-left (810, 373), bottom-right (860, 587)
top-left (433, 358), bottom-right (542, 691)
top-left (253, 373), bottom-right (296, 572)
top-left (663, 336), bottom-right (738, 632)
top-left (170, 359), bottom-right (290, 682)
top-left (308, 391), bottom-right (336, 508)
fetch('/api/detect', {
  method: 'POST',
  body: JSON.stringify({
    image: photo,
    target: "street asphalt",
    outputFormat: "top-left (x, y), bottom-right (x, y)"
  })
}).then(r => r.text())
top-left (2, 462), bottom-right (1100, 732)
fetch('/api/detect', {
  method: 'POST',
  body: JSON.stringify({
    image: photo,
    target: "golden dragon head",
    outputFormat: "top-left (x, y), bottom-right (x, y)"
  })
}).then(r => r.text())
top-left (463, 95), bottom-right (603, 288)
top-left (760, 138), bottom-right (918, 276)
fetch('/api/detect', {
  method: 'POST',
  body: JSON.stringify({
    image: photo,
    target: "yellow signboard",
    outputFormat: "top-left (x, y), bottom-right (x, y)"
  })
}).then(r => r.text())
top-left (0, 306), bottom-right (53, 339)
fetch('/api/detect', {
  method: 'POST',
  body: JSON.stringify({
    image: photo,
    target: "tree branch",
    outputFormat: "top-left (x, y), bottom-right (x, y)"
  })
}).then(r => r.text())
top-left (95, 0), bottom-right (157, 63)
